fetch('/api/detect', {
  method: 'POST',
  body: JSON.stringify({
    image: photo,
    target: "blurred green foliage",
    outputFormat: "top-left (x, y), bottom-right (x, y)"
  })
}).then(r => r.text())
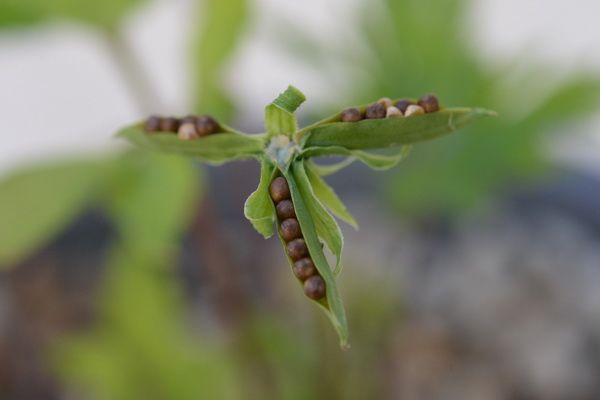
top-left (276, 0), bottom-right (600, 214)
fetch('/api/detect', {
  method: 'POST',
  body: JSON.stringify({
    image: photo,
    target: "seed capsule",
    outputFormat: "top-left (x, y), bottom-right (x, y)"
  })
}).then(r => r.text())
top-left (304, 275), bottom-right (326, 300)
top-left (276, 200), bottom-right (296, 220)
top-left (144, 115), bottom-right (162, 132)
top-left (386, 106), bottom-right (403, 118)
top-left (394, 99), bottom-right (414, 113)
top-left (196, 115), bottom-right (220, 136)
top-left (178, 122), bottom-right (198, 140)
top-left (293, 258), bottom-right (317, 281)
top-left (160, 117), bottom-right (179, 133)
top-left (280, 218), bottom-right (302, 241)
top-left (270, 177), bottom-right (291, 202)
top-left (365, 103), bottom-right (386, 119)
top-left (287, 238), bottom-right (308, 261)
top-left (404, 104), bottom-right (425, 116)
top-left (340, 108), bottom-right (362, 122)
top-left (418, 94), bottom-right (440, 113)
top-left (377, 97), bottom-right (393, 109)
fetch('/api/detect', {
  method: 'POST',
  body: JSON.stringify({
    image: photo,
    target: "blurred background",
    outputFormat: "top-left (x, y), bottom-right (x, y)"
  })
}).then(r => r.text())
top-left (1, 0), bottom-right (600, 399)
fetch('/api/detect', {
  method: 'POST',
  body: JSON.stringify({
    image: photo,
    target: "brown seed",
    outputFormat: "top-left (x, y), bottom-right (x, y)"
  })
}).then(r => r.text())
top-left (181, 115), bottom-right (197, 125)
top-left (386, 106), bottom-right (403, 118)
top-left (287, 238), bottom-right (308, 261)
top-left (304, 275), bottom-right (326, 300)
top-left (196, 115), bottom-right (220, 136)
top-left (293, 258), bottom-right (317, 281)
top-left (280, 218), bottom-right (302, 241)
top-left (178, 122), bottom-right (199, 140)
top-left (276, 199), bottom-right (296, 219)
top-left (160, 117), bottom-right (179, 133)
top-left (340, 108), bottom-right (362, 122)
top-left (365, 102), bottom-right (386, 119)
top-left (418, 94), bottom-right (440, 113)
top-left (269, 177), bottom-right (290, 202)
top-left (394, 99), bottom-right (414, 113)
top-left (144, 115), bottom-right (161, 132)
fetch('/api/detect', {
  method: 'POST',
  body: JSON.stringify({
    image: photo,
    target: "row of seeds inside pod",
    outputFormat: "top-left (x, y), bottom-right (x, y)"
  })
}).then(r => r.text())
top-left (144, 114), bottom-right (221, 140)
top-left (269, 176), bottom-right (326, 300)
top-left (340, 94), bottom-right (440, 122)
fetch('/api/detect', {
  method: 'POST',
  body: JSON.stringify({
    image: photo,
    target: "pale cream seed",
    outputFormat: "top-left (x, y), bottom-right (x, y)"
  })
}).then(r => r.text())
top-left (386, 106), bottom-right (403, 118)
top-left (404, 104), bottom-right (425, 116)
top-left (178, 122), bottom-right (199, 140)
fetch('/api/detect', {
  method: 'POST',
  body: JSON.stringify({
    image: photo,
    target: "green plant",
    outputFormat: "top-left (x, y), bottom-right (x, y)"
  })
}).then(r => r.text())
top-left (117, 86), bottom-right (493, 347)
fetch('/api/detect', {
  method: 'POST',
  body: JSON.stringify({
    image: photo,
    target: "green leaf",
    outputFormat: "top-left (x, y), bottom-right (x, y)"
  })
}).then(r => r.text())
top-left (0, 160), bottom-right (103, 267)
top-left (265, 86), bottom-right (306, 137)
top-left (305, 163), bottom-right (358, 230)
top-left (303, 108), bottom-right (495, 150)
top-left (193, 0), bottom-right (249, 121)
top-left (302, 146), bottom-right (411, 171)
top-left (244, 158), bottom-right (276, 238)
top-left (292, 161), bottom-right (344, 275)
top-left (116, 124), bottom-right (264, 165)
top-left (283, 164), bottom-right (349, 348)
top-left (271, 85), bottom-right (307, 114)
top-left (307, 158), bottom-right (356, 176)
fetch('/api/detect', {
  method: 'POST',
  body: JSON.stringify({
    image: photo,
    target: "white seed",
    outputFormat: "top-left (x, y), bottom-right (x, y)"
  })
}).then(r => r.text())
top-left (377, 97), bottom-right (393, 109)
top-left (386, 106), bottom-right (403, 118)
top-left (404, 104), bottom-right (425, 116)
top-left (178, 122), bottom-right (199, 140)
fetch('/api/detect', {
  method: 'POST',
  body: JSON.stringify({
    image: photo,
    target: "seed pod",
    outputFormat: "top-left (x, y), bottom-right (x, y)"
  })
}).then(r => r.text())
top-left (280, 218), bottom-right (302, 241)
top-left (418, 94), bottom-right (440, 113)
top-left (287, 238), bottom-right (308, 261)
top-left (144, 115), bottom-right (162, 132)
top-left (365, 103), bottom-right (386, 119)
top-left (404, 104), bottom-right (425, 117)
top-left (293, 258), bottom-right (317, 281)
top-left (276, 199), bottom-right (296, 220)
top-left (160, 117), bottom-right (179, 133)
top-left (304, 275), bottom-right (326, 300)
top-left (177, 122), bottom-right (198, 140)
top-left (394, 99), bottom-right (414, 113)
top-left (340, 108), bottom-right (362, 122)
top-left (377, 97), bottom-right (393, 109)
top-left (386, 106), bottom-right (403, 118)
top-left (196, 115), bottom-right (220, 136)
top-left (270, 177), bottom-right (291, 202)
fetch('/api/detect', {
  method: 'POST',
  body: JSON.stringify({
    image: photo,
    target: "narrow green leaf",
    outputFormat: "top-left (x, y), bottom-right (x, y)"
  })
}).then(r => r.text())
top-left (244, 158), bottom-right (276, 238)
top-left (116, 124), bottom-right (264, 165)
top-left (0, 160), bottom-right (103, 267)
top-left (308, 158), bottom-right (356, 176)
top-left (283, 165), bottom-right (349, 348)
top-left (302, 145), bottom-right (411, 170)
top-left (292, 161), bottom-right (344, 275)
top-left (303, 108), bottom-right (495, 150)
top-left (305, 163), bottom-right (358, 230)
top-left (264, 85), bottom-right (306, 137)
